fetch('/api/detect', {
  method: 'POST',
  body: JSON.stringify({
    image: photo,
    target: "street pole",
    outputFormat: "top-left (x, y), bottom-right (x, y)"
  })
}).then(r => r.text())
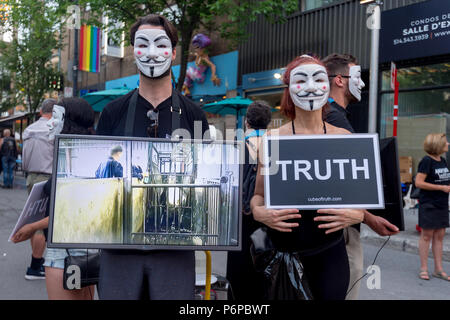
top-left (73, 27), bottom-right (78, 97)
top-left (366, 2), bottom-right (382, 133)
top-left (68, 0), bottom-right (80, 97)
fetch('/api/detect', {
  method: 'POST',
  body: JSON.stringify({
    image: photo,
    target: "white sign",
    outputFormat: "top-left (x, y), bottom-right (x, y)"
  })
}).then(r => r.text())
top-left (102, 16), bottom-right (125, 58)
top-left (9, 181), bottom-right (48, 241)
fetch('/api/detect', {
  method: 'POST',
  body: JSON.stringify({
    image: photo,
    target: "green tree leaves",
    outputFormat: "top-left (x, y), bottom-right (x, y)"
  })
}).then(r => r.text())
top-left (0, 0), bottom-right (64, 118)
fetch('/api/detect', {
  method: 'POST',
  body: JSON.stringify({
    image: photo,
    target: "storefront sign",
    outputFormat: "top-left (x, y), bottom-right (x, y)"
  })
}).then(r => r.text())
top-left (380, 0), bottom-right (450, 62)
top-left (263, 134), bottom-right (384, 209)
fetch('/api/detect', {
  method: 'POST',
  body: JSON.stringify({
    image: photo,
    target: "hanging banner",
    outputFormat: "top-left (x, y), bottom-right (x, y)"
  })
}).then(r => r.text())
top-left (263, 134), bottom-right (384, 209)
top-left (79, 25), bottom-right (101, 72)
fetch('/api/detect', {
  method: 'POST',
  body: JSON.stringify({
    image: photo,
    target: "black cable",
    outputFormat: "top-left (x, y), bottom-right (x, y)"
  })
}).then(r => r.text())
top-left (345, 235), bottom-right (391, 298)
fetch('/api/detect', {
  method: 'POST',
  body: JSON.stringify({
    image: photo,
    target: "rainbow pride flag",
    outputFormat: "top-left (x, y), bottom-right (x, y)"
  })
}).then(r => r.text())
top-left (79, 25), bottom-right (101, 73)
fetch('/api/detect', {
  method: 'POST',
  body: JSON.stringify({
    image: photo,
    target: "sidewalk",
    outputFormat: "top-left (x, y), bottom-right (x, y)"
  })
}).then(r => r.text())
top-left (5, 173), bottom-right (450, 263)
top-left (361, 209), bottom-right (450, 262)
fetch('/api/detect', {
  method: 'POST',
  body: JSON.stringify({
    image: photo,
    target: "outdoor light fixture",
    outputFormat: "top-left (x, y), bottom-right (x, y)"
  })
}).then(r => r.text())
top-left (360, 0), bottom-right (380, 4)
top-left (248, 72), bottom-right (284, 83)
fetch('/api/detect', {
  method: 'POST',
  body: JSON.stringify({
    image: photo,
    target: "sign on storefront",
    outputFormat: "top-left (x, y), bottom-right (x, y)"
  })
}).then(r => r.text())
top-left (380, 0), bottom-right (450, 62)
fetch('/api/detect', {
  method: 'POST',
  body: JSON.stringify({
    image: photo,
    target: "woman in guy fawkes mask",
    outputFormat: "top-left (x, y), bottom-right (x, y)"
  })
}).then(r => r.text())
top-left (250, 55), bottom-right (365, 300)
top-left (12, 98), bottom-right (96, 300)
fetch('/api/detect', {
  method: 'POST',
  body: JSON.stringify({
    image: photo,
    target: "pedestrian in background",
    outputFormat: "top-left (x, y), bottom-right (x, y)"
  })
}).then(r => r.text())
top-left (21, 98), bottom-right (57, 280)
top-left (1, 128), bottom-right (18, 189)
top-left (415, 133), bottom-right (450, 281)
top-left (12, 97), bottom-right (97, 299)
top-left (226, 100), bottom-right (271, 300)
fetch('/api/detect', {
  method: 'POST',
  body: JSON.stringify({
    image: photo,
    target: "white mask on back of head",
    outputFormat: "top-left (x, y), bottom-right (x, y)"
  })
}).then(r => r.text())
top-left (47, 105), bottom-right (65, 140)
top-left (134, 29), bottom-right (173, 78)
top-left (349, 65), bottom-right (365, 102)
top-left (289, 64), bottom-right (330, 111)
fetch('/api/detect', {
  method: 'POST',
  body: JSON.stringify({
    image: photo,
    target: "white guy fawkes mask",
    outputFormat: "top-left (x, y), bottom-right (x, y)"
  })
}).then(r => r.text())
top-left (349, 65), bottom-right (365, 102)
top-left (47, 105), bottom-right (65, 140)
top-left (289, 64), bottom-right (330, 111)
top-left (134, 29), bottom-right (173, 78)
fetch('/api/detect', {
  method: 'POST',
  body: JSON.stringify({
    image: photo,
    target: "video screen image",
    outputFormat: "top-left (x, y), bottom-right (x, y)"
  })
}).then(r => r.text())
top-left (50, 137), bottom-right (241, 250)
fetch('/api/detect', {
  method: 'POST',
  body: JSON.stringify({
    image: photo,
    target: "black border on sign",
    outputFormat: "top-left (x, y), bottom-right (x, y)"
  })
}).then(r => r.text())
top-left (263, 134), bottom-right (385, 210)
top-left (47, 134), bottom-right (243, 251)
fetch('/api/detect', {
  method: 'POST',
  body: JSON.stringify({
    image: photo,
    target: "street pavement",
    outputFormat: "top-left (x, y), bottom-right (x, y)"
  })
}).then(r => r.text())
top-left (1, 173), bottom-right (449, 300)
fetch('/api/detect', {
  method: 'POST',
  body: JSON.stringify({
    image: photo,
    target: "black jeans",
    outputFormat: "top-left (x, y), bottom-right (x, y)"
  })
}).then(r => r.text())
top-left (98, 250), bottom-right (195, 300)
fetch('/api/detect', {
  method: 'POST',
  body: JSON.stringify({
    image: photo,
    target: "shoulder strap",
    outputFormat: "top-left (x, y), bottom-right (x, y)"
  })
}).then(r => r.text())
top-left (124, 89), bottom-right (139, 137)
top-left (171, 89), bottom-right (182, 135)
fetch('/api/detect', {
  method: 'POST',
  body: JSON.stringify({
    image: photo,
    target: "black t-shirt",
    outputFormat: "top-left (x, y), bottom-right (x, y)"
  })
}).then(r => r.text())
top-left (96, 89), bottom-right (209, 139)
top-left (267, 212), bottom-right (343, 255)
top-left (325, 101), bottom-right (355, 133)
top-left (418, 156), bottom-right (450, 208)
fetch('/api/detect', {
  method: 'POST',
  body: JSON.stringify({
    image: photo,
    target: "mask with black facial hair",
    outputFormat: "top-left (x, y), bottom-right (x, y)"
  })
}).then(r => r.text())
top-left (134, 29), bottom-right (173, 78)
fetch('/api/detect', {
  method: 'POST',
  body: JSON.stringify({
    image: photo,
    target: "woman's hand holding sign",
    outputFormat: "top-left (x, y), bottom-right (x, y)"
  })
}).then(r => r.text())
top-left (314, 209), bottom-right (364, 234)
top-left (252, 205), bottom-right (302, 232)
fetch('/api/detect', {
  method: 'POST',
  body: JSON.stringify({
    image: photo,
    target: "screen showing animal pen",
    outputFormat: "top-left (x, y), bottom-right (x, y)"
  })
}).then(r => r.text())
top-left (48, 136), bottom-right (242, 250)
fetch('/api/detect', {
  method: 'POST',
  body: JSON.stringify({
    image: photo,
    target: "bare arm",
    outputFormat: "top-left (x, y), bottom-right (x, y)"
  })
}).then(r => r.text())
top-left (12, 217), bottom-right (49, 243)
top-left (363, 210), bottom-right (399, 236)
top-left (415, 172), bottom-right (450, 192)
top-left (202, 56), bottom-right (221, 85)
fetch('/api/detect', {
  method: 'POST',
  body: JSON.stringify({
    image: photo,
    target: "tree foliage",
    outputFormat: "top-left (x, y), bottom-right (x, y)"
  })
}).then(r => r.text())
top-left (0, 0), bottom-right (64, 117)
top-left (76, 0), bottom-right (298, 91)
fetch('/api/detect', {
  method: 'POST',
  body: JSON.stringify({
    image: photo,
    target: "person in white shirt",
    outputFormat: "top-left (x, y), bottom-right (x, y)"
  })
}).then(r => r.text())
top-left (22, 99), bottom-right (56, 280)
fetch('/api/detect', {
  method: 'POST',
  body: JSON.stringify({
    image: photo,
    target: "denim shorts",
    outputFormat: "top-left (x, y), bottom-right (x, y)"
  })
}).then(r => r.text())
top-left (44, 248), bottom-right (98, 269)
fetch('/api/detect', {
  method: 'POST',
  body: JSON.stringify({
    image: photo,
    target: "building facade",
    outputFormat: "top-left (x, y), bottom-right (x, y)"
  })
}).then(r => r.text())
top-left (238, 0), bottom-right (450, 173)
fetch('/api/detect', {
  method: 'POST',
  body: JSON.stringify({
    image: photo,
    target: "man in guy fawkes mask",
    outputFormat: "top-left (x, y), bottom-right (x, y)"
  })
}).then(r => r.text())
top-left (323, 54), bottom-right (399, 300)
top-left (323, 53), bottom-right (365, 133)
top-left (96, 14), bottom-right (209, 300)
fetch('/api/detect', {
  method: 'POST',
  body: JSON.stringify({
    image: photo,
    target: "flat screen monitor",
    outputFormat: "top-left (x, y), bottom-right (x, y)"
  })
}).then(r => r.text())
top-left (371, 137), bottom-right (405, 231)
top-left (47, 135), bottom-right (242, 251)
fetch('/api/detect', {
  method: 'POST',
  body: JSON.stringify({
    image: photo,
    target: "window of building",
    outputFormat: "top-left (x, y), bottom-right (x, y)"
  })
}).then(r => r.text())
top-left (380, 62), bottom-right (450, 174)
top-left (302, 0), bottom-right (343, 11)
top-left (247, 90), bottom-right (288, 129)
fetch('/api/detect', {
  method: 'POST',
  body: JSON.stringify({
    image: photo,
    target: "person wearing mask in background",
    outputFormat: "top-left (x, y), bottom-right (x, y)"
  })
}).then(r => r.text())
top-left (226, 100), bottom-right (272, 300)
top-left (415, 133), bottom-right (450, 281)
top-left (323, 53), bottom-right (400, 299)
top-left (1, 129), bottom-right (18, 189)
top-left (21, 98), bottom-right (57, 280)
top-left (12, 97), bottom-right (97, 299)
top-left (95, 13), bottom-right (209, 300)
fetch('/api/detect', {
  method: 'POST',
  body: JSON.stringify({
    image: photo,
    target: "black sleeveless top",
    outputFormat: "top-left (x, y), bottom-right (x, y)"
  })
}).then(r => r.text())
top-left (266, 121), bottom-right (343, 256)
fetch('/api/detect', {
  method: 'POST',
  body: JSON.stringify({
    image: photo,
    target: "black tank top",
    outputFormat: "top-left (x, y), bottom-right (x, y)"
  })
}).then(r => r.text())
top-left (267, 121), bottom-right (343, 256)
